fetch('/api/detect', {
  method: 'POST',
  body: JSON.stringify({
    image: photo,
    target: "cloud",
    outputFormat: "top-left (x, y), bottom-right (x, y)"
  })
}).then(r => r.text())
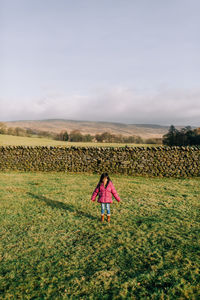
top-left (0, 87), bottom-right (200, 126)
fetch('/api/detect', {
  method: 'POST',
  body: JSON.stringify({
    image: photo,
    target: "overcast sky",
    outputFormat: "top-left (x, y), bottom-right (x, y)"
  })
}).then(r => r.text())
top-left (0, 0), bottom-right (200, 125)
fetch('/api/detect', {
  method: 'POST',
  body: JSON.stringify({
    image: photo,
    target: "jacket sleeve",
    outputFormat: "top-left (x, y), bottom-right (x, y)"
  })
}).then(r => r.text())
top-left (91, 185), bottom-right (99, 202)
top-left (111, 182), bottom-right (121, 202)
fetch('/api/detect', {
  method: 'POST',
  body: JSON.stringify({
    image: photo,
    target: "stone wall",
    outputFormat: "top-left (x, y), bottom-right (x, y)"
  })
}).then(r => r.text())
top-left (0, 146), bottom-right (199, 177)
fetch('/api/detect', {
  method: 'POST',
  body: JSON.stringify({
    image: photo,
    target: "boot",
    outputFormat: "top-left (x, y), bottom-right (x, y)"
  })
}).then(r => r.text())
top-left (107, 215), bottom-right (111, 223)
top-left (101, 214), bottom-right (104, 222)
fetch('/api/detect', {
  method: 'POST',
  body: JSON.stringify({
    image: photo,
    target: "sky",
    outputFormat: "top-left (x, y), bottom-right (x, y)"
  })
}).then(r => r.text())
top-left (0, 0), bottom-right (200, 126)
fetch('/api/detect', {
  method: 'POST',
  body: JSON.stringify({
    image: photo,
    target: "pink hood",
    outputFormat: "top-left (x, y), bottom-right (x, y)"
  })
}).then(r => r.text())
top-left (91, 181), bottom-right (120, 203)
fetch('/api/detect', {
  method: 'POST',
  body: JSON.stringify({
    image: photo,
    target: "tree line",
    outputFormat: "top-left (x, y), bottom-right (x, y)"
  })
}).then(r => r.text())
top-left (55, 129), bottom-right (161, 144)
top-left (0, 122), bottom-right (161, 144)
top-left (163, 125), bottom-right (200, 146)
top-left (0, 123), bottom-right (55, 139)
top-left (1, 122), bottom-right (199, 145)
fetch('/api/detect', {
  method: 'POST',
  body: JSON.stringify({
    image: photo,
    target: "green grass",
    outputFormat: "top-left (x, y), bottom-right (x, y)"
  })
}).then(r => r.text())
top-left (0, 172), bottom-right (199, 299)
top-left (0, 134), bottom-right (69, 146)
top-left (0, 134), bottom-right (158, 147)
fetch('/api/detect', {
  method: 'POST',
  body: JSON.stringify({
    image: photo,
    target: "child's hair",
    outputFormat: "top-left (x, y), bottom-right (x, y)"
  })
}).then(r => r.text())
top-left (98, 173), bottom-right (111, 188)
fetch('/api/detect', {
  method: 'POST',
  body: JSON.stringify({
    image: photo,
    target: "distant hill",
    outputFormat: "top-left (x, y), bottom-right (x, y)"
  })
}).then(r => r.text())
top-left (4, 119), bottom-right (188, 139)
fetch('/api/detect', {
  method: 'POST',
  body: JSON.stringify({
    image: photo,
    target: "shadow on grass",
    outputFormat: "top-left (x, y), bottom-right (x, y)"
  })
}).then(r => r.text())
top-left (135, 216), bottom-right (162, 227)
top-left (28, 192), bottom-right (97, 221)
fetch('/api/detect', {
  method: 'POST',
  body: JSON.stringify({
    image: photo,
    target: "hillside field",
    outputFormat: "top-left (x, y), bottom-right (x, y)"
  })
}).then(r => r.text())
top-left (0, 172), bottom-right (199, 299)
top-left (0, 134), bottom-right (158, 147)
top-left (5, 119), bottom-right (169, 139)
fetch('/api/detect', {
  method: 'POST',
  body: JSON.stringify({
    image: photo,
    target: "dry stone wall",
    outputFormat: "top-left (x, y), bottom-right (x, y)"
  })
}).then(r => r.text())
top-left (0, 146), bottom-right (199, 177)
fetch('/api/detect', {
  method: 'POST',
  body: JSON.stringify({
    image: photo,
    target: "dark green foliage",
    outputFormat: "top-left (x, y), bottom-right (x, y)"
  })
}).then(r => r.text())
top-left (163, 125), bottom-right (200, 146)
top-left (56, 131), bottom-right (69, 141)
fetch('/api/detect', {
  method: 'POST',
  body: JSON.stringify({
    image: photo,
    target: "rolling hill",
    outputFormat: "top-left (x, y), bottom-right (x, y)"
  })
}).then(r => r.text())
top-left (5, 119), bottom-right (171, 139)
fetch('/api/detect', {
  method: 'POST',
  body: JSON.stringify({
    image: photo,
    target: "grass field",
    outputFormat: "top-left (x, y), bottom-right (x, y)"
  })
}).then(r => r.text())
top-left (0, 172), bottom-right (199, 299)
top-left (0, 134), bottom-right (158, 147)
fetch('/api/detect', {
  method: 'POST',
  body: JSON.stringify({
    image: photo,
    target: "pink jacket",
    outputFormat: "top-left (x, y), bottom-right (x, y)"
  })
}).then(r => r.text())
top-left (91, 181), bottom-right (121, 203)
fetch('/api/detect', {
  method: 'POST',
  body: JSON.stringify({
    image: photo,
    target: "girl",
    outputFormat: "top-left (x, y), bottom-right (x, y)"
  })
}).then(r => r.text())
top-left (91, 173), bottom-right (121, 222)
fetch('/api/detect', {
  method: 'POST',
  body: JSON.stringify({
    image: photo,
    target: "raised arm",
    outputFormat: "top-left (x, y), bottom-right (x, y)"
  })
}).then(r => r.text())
top-left (111, 182), bottom-right (121, 202)
top-left (91, 184), bottom-right (99, 202)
